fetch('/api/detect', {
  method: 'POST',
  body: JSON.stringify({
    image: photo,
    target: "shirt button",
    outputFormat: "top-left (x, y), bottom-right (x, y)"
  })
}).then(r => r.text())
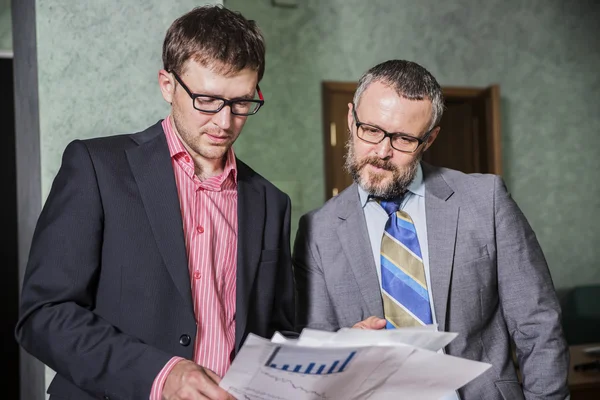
top-left (179, 334), bottom-right (191, 346)
top-left (185, 156), bottom-right (190, 163)
top-left (196, 226), bottom-right (204, 234)
top-left (193, 271), bottom-right (201, 279)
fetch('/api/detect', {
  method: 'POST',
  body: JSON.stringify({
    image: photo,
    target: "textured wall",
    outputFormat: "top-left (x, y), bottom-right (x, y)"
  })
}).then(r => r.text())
top-left (37, 0), bottom-right (221, 199)
top-left (225, 0), bottom-right (600, 289)
top-left (0, 0), bottom-right (11, 51)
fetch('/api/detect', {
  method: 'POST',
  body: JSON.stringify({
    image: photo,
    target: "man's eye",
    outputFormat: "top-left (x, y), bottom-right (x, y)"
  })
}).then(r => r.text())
top-left (363, 127), bottom-right (381, 134)
top-left (396, 136), bottom-right (417, 144)
top-left (196, 97), bottom-right (220, 106)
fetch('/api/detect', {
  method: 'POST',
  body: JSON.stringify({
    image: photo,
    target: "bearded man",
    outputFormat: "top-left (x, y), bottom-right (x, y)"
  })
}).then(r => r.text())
top-left (292, 60), bottom-right (569, 400)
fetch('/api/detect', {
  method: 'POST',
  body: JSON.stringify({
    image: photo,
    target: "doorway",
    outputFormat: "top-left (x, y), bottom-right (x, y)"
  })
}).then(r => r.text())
top-left (321, 82), bottom-right (502, 200)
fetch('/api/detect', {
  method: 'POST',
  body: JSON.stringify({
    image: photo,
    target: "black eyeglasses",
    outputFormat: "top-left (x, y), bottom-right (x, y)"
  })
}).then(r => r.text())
top-left (352, 104), bottom-right (434, 153)
top-left (170, 71), bottom-right (264, 116)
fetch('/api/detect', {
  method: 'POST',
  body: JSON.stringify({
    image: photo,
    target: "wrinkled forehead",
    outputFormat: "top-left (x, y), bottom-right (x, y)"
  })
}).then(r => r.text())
top-left (357, 83), bottom-right (433, 132)
top-left (180, 59), bottom-right (259, 97)
top-left (181, 55), bottom-right (260, 81)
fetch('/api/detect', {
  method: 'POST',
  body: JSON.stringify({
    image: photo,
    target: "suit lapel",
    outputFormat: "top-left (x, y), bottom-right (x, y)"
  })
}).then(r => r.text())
top-left (235, 162), bottom-right (265, 350)
top-left (126, 124), bottom-right (194, 317)
top-left (336, 184), bottom-right (384, 317)
top-left (423, 164), bottom-right (458, 332)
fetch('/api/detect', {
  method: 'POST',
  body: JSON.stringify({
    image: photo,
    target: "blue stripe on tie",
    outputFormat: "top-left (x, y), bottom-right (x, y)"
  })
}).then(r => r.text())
top-left (395, 216), bottom-right (417, 234)
top-left (381, 260), bottom-right (432, 323)
top-left (386, 220), bottom-right (422, 259)
top-left (381, 256), bottom-right (428, 300)
top-left (385, 320), bottom-right (396, 329)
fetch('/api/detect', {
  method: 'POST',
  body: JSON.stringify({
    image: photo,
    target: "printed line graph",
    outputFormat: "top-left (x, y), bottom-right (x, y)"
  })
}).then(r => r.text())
top-left (260, 370), bottom-right (328, 399)
top-left (228, 369), bottom-right (331, 400)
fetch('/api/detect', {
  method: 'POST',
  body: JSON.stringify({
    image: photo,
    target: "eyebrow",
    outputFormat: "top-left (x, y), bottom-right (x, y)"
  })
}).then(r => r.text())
top-left (232, 91), bottom-right (258, 100)
top-left (365, 122), bottom-right (425, 138)
top-left (199, 91), bottom-right (256, 101)
top-left (363, 121), bottom-right (405, 134)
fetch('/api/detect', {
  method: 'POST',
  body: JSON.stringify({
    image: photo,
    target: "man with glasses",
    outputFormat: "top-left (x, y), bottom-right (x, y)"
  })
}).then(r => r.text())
top-left (293, 60), bottom-right (569, 399)
top-left (16, 5), bottom-right (294, 400)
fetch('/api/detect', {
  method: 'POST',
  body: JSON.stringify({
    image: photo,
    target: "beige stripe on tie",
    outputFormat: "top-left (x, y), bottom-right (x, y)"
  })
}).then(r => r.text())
top-left (382, 291), bottom-right (423, 327)
top-left (396, 212), bottom-right (414, 224)
top-left (381, 233), bottom-right (427, 289)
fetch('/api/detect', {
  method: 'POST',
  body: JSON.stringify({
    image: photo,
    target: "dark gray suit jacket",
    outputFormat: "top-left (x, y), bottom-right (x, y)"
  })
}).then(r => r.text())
top-left (16, 121), bottom-right (295, 400)
top-left (293, 163), bottom-right (569, 400)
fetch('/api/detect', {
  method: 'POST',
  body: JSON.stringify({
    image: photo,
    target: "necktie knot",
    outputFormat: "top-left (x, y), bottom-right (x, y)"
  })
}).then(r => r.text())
top-left (380, 198), bottom-right (402, 216)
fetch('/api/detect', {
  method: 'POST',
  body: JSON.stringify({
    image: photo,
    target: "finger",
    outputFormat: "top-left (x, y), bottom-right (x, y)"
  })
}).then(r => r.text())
top-left (186, 392), bottom-right (210, 400)
top-left (170, 387), bottom-right (208, 400)
top-left (368, 316), bottom-right (384, 324)
top-left (373, 318), bottom-right (387, 328)
top-left (196, 377), bottom-right (231, 400)
top-left (203, 368), bottom-right (222, 384)
top-left (364, 316), bottom-right (386, 328)
top-left (362, 317), bottom-right (378, 328)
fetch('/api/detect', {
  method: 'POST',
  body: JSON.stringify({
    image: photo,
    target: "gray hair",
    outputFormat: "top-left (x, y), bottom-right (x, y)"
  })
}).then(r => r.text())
top-left (353, 60), bottom-right (444, 131)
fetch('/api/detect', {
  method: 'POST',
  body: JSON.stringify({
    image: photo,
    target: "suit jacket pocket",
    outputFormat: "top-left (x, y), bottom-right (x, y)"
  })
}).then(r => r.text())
top-left (260, 249), bottom-right (280, 263)
top-left (454, 244), bottom-right (489, 266)
top-left (495, 380), bottom-right (525, 400)
top-left (453, 245), bottom-right (496, 290)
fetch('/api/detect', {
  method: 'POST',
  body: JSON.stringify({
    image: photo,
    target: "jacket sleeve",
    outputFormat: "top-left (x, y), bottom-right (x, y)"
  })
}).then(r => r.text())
top-left (15, 140), bottom-right (173, 400)
top-left (494, 175), bottom-right (570, 399)
top-left (292, 213), bottom-right (339, 332)
top-left (270, 195), bottom-right (297, 336)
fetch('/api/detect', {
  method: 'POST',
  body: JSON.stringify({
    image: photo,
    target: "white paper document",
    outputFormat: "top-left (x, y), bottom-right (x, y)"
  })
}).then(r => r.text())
top-left (220, 327), bottom-right (491, 400)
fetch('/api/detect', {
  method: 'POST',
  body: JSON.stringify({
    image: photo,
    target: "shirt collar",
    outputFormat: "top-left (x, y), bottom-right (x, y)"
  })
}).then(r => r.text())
top-left (162, 115), bottom-right (238, 186)
top-left (220, 146), bottom-right (238, 185)
top-left (358, 162), bottom-right (424, 208)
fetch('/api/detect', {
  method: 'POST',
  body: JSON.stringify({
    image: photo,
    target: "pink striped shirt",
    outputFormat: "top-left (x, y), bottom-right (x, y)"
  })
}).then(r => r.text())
top-left (150, 116), bottom-right (238, 399)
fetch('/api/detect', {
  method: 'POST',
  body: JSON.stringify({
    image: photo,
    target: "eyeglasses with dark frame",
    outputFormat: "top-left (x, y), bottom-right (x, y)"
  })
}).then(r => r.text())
top-left (351, 104), bottom-right (434, 154)
top-left (170, 71), bottom-right (265, 116)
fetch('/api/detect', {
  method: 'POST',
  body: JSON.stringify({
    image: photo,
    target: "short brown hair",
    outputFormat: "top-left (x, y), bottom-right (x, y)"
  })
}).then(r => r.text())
top-left (162, 5), bottom-right (265, 81)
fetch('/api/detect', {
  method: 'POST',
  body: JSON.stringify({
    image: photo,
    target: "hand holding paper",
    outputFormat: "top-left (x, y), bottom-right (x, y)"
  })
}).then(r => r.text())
top-left (220, 326), bottom-right (490, 400)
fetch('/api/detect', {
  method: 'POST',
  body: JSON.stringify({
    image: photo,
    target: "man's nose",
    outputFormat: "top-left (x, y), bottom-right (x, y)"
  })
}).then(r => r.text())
top-left (212, 104), bottom-right (233, 130)
top-left (374, 137), bottom-right (393, 159)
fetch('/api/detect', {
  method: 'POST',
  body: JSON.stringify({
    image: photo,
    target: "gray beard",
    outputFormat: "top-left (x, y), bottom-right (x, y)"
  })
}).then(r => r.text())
top-left (344, 137), bottom-right (421, 199)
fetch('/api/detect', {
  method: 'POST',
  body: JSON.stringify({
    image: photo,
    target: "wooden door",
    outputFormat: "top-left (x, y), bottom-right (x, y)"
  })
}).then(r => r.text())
top-left (322, 82), bottom-right (502, 200)
top-left (424, 86), bottom-right (502, 174)
top-left (321, 82), bottom-right (356, 198)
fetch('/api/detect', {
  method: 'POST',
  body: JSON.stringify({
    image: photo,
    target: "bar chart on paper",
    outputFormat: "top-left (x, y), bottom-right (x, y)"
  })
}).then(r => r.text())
top-left (266, 345), bottom-right (357, 375)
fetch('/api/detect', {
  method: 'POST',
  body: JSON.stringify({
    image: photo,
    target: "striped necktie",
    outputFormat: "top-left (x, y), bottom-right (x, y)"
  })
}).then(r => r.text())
top-left (380, 199), bottom-right (433, 328)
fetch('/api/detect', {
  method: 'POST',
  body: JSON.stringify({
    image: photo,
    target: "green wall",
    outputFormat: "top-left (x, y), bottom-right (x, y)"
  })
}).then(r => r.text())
top-left (0, 0), bottom-right (11, 52)
top-left (225, 0), bottom-right (600, 290)
top-left (38, 0), bottom-right (219, 199)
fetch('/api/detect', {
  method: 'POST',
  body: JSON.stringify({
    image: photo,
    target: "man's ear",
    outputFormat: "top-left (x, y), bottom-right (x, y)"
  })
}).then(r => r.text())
top-left (423, 126), bottom-right (440, 152)
top-left (158, 69), bottom-right (175, 104)
top-left (347, 102), bottom-right (354, 133)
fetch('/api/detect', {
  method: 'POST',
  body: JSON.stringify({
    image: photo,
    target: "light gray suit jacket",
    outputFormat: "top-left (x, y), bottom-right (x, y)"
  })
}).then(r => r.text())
top-left (293, 163), bottom-right (569, 400)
